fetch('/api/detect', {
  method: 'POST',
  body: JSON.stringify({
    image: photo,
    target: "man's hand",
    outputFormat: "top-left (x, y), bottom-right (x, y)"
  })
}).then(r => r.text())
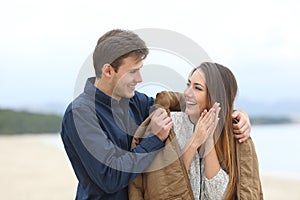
top-left (149, 108), bottom-right (173, 141)
top-left (232, 110), bottom-right (251, 143)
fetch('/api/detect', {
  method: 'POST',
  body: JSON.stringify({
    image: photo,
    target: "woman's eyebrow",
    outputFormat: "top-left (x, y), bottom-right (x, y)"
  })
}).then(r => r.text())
top-left (194, 82), bottom-right (204, 88)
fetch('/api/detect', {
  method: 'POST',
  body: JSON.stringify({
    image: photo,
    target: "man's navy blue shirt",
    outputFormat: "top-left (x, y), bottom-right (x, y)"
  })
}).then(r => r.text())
top-left (61, 77), bottom-right (164, 199)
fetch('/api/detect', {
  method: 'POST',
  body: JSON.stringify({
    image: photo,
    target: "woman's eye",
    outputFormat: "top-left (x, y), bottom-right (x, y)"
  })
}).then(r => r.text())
top-left (195, 87), bottom-right (202, 91)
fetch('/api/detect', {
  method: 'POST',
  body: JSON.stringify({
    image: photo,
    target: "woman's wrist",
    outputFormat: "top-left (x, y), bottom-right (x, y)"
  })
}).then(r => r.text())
top-left (190, 134), bottom-right (202, 149)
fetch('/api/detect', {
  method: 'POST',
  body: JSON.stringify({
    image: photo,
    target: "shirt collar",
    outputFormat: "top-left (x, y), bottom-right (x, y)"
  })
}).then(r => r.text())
top-left (84, 77), bottom-right (130, 107)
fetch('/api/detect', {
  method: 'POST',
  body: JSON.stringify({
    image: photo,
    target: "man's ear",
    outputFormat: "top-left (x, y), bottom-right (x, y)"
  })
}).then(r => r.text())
top-left (102, 64), bottom-right (114, 78)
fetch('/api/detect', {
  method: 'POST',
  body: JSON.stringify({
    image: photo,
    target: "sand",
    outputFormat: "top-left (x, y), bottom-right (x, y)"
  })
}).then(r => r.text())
top-left (0, 134), bottom-right (77, 200)
top-left (0, 134), bottom-right (299, 200)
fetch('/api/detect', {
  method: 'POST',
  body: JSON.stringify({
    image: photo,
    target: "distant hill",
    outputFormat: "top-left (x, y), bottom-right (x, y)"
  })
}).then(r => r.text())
top-left (6, 97), bottom-right (300, 117)
top-left (235, 98), bottom-right (300, 117)
top-left (250, 116), bottom-right (296, 125)
top-left (0, 109), bottom-right (62, 135)
top-left (0, 103), bottom-right (299, 135)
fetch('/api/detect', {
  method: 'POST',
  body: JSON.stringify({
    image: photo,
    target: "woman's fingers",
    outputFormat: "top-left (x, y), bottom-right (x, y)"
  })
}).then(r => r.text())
top-left (199, 103), bottom-right (220, 128)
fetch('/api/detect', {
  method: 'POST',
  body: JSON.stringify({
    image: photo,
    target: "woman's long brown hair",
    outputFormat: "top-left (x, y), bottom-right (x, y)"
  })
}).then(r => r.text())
top-left (195, 62), bottom-right (238, 200)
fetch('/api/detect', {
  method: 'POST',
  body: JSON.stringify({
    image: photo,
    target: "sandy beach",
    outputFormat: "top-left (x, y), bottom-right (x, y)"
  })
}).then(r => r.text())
top-left (0, 134), bottom-right (299, 200)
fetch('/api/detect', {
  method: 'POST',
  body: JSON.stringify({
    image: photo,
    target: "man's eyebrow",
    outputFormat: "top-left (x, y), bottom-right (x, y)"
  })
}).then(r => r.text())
top-left (130, 68), bottom-right (140, 71)
top-left (138, 64), bottom-right (143, 69)
top-left (132, 65), bottom-right (143, 70)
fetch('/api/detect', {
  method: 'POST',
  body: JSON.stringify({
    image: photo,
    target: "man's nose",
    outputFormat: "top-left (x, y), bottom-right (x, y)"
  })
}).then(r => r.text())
top-left (135, 71), bottom-right (143, 83)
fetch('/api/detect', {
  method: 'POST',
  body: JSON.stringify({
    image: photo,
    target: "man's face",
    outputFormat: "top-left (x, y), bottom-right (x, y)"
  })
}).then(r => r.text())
top-left (111, 55), bottom-right (143, 100)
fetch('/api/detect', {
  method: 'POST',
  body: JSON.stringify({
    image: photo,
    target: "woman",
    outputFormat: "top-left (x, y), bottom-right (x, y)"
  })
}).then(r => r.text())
top-left (179, 62), bottom-right (239, 199)
top-left (129, 62), bottom-right (263, 199)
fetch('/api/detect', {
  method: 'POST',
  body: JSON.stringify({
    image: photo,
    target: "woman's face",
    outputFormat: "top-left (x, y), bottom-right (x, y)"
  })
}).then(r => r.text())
top-left (184, 69), bottom-right (208, 124)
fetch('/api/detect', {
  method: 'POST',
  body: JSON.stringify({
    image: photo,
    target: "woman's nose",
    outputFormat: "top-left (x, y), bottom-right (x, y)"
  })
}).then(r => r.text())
top-left (184, 86), bottom-right (191, 97)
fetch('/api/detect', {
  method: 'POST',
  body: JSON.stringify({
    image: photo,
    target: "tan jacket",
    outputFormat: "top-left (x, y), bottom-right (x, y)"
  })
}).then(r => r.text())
top-left (236, 138), bottom-right (264, 199)
top-left (129, 91), bottom-right (263, 200)
top-left (129, 92), bottom-right (194, 200)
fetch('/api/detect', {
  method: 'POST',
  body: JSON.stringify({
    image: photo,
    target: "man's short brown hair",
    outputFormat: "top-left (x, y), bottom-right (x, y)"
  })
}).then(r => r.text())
top-left (93, 29), bottom-right (149, 77)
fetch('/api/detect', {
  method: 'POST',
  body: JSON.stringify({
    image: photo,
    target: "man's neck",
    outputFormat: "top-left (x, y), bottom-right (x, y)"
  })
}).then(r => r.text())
top-left (94, 77), bottom-right (121, 101)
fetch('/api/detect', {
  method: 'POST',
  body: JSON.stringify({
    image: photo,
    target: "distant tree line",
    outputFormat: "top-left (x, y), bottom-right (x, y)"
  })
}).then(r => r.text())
top-left (0, 109), bottom-right (296, 135)
top-left (0, 109), bottom-right (62, 134)
top-left (250, 116), bottom-right (293, 125)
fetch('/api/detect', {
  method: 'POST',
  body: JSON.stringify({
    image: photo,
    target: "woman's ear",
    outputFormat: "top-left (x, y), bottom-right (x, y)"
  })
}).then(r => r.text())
top-left (102, 64), bottom-right (114, 78)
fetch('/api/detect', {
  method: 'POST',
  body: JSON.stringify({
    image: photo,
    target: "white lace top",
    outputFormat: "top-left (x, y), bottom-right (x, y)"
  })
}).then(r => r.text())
top-left (171, 112), bottom-right (229, 200)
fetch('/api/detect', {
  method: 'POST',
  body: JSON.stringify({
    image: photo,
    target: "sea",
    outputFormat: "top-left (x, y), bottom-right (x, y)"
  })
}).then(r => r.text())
top-left (251, 123), bottom-right (300, 178)
top-left (50, 123), bottom-right (300, 178)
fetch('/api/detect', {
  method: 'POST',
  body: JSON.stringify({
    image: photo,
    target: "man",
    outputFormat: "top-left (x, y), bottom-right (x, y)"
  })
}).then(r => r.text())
top-left (61, 29), bottom-right (251, 199)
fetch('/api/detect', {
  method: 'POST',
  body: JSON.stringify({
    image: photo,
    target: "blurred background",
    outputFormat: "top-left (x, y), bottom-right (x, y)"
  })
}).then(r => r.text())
top-left (0, 0), bottom-right (299, 199)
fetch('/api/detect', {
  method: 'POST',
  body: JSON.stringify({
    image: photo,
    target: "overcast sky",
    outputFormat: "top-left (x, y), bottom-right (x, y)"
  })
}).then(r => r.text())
top-left (0, 0), bottom-right (299, 112)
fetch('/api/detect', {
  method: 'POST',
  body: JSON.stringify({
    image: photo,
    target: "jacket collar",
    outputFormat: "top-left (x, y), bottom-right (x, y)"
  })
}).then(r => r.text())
top-left (84, 77), bottom-right (130, 107)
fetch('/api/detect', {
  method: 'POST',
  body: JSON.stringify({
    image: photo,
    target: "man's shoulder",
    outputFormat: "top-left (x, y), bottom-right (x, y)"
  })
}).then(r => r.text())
top-left (64, 93), bottom-right (94, 115)
top-left (131, 91), bottom-right (154, 105)
top-left (73, 93), bottom-right (94, 108)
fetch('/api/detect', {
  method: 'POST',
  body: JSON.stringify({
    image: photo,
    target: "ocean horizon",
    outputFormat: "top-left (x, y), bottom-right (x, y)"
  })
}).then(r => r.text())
top-left (40, 123), bottom-right (300, 178)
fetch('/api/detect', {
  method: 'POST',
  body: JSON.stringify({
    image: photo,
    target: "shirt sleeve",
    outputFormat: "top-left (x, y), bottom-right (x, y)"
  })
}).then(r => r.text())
top-left (61, 105), bottom-right (164, 194)
top-left (202, 166), bottom-right (229, 200)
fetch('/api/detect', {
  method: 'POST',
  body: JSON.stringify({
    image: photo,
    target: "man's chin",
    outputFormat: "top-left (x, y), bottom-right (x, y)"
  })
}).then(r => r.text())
top-left (126, 91), bottom-right (135, 99)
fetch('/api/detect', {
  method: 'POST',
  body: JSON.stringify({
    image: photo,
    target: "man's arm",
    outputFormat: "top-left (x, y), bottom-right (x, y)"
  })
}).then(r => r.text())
top-left (62, 106), bottom-right (165, 194)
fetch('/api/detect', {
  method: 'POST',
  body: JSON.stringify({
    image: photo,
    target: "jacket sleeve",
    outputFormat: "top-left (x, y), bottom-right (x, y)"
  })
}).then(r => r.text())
top-left (236, 138), bottom-right (264, 200)
top-left (62, 106), bottom-right (164, 194)
top-left (128, 117), bottom-right (151, 199)
top-left (128, 93), bottom-right (186, 200)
